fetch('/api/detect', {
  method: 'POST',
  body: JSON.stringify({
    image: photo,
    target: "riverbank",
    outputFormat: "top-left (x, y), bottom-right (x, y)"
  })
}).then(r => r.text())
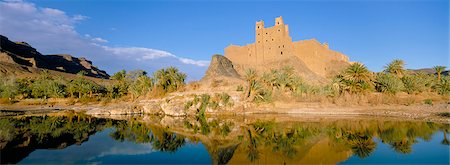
top-left (1, 98), bottom-right (448, 123)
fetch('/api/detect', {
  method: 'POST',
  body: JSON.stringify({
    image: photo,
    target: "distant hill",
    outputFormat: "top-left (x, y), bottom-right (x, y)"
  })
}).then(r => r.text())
top-left (0, 35), bottom-right (109, 79)
top-left (408, 68), bottom-right (449, 76)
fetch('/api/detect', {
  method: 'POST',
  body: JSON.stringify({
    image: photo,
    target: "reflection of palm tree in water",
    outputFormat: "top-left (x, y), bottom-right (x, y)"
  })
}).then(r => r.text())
top-left (152, 131), bottom-right (186, 152)
top-left (343, 131), bottom-right (376, 158)
top-left (348, 136), bottom-right (376, 158)
top-left (240, 127), bottom-right (261, 162)
top-left (442, 131), bottom-right (450, 145)
top-left (390, 138), bottom-right (415, 154)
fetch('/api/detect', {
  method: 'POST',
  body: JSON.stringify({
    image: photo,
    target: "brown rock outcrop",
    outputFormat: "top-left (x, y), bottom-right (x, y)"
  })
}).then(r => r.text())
top-left (202, 54), bottom-right (240, 80)
top-left (0, 35), bottom-right (109, 79)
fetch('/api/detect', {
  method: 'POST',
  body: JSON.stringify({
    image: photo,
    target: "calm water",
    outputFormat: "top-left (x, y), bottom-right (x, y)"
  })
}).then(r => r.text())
top-left (0, 113), bottom-right (449, 164)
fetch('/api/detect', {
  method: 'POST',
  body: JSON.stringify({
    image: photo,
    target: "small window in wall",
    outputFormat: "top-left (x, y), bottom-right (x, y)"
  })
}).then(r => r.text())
top-left (266, 33), bottom-right (268, 34)
top-left (283, 45), bottom-right (284, 48)
top-left (258, 26), bottom-right (260, 29)
top-left (278, 29), bottom-right (280, 32)
top-left (278, 22), bottom-right (280, 25)
top-left (281, 51), bottom-right (283, 55)
top-left (258, 33), bottom-right (260, 36)
top-left (266, 40), bottom-right (268, 42)
top-left (272, 39), bottom-right (274, 41)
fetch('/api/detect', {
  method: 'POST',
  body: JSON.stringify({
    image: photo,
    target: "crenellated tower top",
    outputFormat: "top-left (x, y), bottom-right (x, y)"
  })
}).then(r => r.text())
top-left (275, 16), bottom-right (284, 25)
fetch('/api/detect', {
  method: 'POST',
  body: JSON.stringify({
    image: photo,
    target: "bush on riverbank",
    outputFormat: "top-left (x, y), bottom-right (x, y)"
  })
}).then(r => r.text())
top-left (239, 60), bottom-right (448, 106)
top-left (0, 67), bottom-right (187, 103)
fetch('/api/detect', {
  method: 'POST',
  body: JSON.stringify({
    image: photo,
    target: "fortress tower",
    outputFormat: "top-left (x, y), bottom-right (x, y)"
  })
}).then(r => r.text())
top-left (225, 16), bottom-right (350, 80)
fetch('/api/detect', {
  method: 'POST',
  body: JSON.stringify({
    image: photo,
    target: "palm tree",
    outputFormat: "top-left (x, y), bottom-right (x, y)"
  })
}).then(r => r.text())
top-left (433, 66), bottom-right (447, 81)
top-left (167, 66), bottom-right (186, 91)
top-left (244, 69), bottom-right (258, 98)
top-left (342, 63), bottom-right (373, 93)
top-left (384, 59), bottom-right (405, 77)
top-left (344, 63), bottom-right (372, 83)
top-left (153, 67), bottom-right (186, 93)
top-left (111, 70), bottom-right (126, 81)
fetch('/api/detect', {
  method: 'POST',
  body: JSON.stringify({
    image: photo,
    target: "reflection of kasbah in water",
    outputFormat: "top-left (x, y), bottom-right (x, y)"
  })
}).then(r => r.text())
top-left (0, 112), bottom-right (449, 164)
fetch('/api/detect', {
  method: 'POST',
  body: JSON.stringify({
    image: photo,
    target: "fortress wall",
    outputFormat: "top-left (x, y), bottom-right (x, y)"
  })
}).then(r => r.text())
top-left (225, 44), bottom-right (256, 73)
top-left (224, 16), bottom-right (351, 79)
top-left (255, 21), bottom-right (293, 64)
top-left (293, 39), bottom-right (349, 77)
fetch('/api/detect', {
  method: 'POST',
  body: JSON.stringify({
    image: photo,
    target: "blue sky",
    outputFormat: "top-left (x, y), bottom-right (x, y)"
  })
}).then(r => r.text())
top-left (1, 0), bottom-right (448, 80)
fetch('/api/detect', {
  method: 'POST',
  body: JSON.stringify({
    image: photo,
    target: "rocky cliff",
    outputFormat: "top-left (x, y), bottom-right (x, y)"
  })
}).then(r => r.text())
top-left (0, 35), bottom-right (109, 79)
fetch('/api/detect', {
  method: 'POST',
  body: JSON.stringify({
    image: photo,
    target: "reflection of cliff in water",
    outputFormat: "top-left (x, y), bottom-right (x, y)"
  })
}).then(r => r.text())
top-left (0, 113), bottom-right (112, 164)
top-left (0, 113), bottom-right (449, 164)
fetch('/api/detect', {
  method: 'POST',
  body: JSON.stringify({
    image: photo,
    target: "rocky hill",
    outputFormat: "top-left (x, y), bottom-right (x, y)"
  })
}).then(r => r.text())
top-left (0, 35), bottom-right (109, 79)
top-left (197, 54), bottom-right (244, 91)
top-left (202, 54), bottom-right (240, 80)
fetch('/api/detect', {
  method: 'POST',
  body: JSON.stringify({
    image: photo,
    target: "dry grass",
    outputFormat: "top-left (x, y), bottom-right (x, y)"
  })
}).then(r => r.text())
top-left (18, 99), bottom-right (48, 105)
top-left (283, 91), bottom-right (449, 107)
top-left (0, 98), bottom-right (14, 104)
top-left (186, 81), bottom-right (200, 91)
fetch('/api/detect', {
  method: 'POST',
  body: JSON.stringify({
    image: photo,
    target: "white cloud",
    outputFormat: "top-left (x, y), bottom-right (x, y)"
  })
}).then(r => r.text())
top-left (99, 45), bottom-right (209, 67)
top-left (102, 46), bottom-right (175, 59)
top-left (177, 57), bottom-right (210, 67)
top-left (73, 14), bottom-right (88, 21)
top-left (0, 0), bottom-right (209, 80)
top-left (91, 37), bottom-right (108, 43)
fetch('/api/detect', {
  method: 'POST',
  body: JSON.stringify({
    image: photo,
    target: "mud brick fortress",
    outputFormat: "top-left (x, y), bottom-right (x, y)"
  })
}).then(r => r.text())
top-left (225, 16), bottom-right (350, 80)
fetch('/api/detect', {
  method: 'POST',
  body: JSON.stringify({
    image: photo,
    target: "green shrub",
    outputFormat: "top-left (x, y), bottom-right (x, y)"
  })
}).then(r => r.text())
top-left (67, 77), bottom-right (100, 98)
top-left (236, 85), bottom-right (244, 91)
top-left (424, 99), bottom-right (433, 105)
top-left (437, 112), bottom-right (450, 118)
top-left (209, 101), bottom-right (219, 110)
top-left (184, 101), bottom-right (193, 110)
top-left (218, 92), bottom-right (233, 107)
top-left (197, 94), bottom-right (211, 116)
top-left (433, 76), bottom-right (450, 96)
top-left (31, 77), bottom-right (66, 98)
top-left (16, 78), bottom-right (33, 98)
top-left (375, 73), bottom-right (404, 95)
top-left (402, 75), bottom-right (426, 94)
top-left (0, 78), bottom-right (18, 98)
top-left (253, 88), bottom-right (272, 103)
